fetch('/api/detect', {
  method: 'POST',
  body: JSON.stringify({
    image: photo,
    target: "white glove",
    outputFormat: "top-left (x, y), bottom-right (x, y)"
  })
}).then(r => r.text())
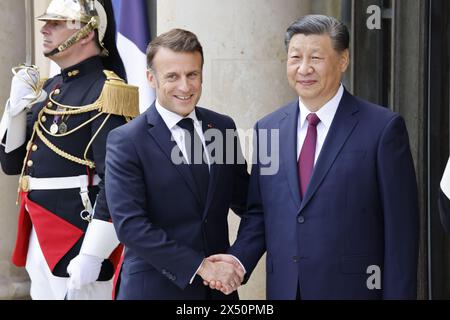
top-left (0, 65), bottom-right (47, 152)
top-left (67, 253), bottom-right (103, 290)
top-left (9, 65), bottom-right (46, 115)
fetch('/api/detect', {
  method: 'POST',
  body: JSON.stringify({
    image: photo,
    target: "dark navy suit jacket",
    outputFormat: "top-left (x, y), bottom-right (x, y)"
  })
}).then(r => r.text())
top-left (439, 189), bottom-right (450, 234)
top-left (106, 104), bottom-right (249, 300)
top-left (229, 89), bottom-right (419, 299)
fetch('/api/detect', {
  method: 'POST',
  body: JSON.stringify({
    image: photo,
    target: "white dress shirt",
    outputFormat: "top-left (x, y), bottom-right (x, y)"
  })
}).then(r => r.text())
top-left (155, 100), bottom-right (210, 169)
top-left (296, 84), bottom-right (344, 163)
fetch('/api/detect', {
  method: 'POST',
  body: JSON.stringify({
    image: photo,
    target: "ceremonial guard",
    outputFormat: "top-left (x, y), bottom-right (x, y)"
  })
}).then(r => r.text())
top-left (0, 0), bottom-right (138, 299)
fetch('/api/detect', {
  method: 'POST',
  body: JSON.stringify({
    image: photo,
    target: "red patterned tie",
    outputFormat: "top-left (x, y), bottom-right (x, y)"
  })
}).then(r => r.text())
top-left (298, 113), bottom-right (320, 198)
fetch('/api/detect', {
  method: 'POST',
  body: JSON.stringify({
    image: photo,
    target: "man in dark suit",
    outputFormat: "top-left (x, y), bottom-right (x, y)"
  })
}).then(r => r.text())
top-left (209, 15), bottom-right (419, 299)
top-left (105, 28), bottom-right (248, 300)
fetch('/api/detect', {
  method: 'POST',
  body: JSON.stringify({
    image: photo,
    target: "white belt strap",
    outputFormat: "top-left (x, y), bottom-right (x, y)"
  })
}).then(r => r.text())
top-left (26, 174), bottom-right (100, 191)
top-left (25, 174), bottom-right (100, 223)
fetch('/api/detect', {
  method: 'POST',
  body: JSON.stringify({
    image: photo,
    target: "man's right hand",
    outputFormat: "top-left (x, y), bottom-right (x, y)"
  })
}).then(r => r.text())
top-left (0, 65), bottom-right (47, 152)
top-left (9, 65), bottom-right (46, 116)
top-left (197, 258), bottom-right (244, 295)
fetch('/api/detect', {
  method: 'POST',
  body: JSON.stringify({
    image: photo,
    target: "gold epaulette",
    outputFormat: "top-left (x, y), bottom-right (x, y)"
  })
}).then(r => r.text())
top-left (97, 70), bottom-right (139, 118)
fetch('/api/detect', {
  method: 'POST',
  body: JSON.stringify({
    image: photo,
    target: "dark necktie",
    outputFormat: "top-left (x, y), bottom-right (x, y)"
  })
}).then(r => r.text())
top-left (177, 118), bottom-right (210, 205)
top-left (298, 113), bottom-right (320, 198)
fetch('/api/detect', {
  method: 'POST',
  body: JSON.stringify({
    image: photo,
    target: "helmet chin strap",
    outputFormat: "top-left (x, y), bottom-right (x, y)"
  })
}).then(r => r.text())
top-left (44, 17), bottom-right (108, 58)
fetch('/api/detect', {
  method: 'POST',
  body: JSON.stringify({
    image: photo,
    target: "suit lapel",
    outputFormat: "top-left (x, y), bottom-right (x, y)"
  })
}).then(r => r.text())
top-left (279, 101), bottom-right (302, 209)
top-left (299, 90), bottom-right (359, 212)
top-left (146, 104), bottom-right (203, 207)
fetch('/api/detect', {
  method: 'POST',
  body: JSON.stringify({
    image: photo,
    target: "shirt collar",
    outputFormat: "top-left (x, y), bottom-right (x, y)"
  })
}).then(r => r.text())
top-left (155, 100), bottom-right (199, 130)
top-left (298, 84), bottom-right (344, 129)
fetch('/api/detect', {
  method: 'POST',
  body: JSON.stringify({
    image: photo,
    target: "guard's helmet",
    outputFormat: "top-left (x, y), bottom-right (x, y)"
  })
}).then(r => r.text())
top-left (38, 0), bottom-right (126, 80)
top-left (38, 0), bottom-right (108, 56)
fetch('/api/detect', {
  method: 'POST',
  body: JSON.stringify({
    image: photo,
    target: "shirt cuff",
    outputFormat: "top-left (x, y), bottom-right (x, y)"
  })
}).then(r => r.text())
top-left (230, 255), bottom-right (246, 274)
top-left (190, 259), bottom-right (204, 284)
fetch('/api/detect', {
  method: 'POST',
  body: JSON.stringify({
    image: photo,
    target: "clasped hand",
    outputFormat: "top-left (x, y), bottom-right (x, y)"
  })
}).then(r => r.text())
top-left (197, 254), bottom-right (245, 295)
top-left (9, 65), bottom-right (46, 115)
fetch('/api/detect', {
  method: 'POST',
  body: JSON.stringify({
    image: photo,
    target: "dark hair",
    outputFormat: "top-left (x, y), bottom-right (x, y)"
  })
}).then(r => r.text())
top-left (99, 0), bottom-right (127, 81)
top-left (285, 15), bottom-right (349, 53)
top-left (146, 28), bottom-right (204, 69)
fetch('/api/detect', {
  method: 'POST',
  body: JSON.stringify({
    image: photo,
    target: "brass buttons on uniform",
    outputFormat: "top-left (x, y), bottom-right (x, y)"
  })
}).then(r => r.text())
top-left (27, 160), bottom-right (33, 167)
top-left (67, 70), bottom-right (79, 77)
top-left (47, 102), bottom-right (53, 108)
top-left (41, 115), bottom-right (47, 122)
top-left (53, 89), bottom-right (60, 95)
top-left (27, 143), bottom-right (38, 152)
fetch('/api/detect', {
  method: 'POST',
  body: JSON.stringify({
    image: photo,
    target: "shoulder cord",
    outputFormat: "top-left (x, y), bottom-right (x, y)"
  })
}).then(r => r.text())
top-left (83, 113), bottom-right (111, 161)
top-left (34, 121), bottom-right (95, 168)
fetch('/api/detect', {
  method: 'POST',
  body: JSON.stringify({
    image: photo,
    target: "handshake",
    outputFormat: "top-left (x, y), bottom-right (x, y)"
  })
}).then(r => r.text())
top-left (197, 254), bottom-right (245, 295)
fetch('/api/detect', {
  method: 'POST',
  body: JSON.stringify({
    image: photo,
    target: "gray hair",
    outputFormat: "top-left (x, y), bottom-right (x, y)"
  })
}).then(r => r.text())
top-left (285, 15), bottom-right (349, 52)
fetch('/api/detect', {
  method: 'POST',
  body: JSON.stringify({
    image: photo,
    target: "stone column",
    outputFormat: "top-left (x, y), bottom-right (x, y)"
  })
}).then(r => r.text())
top-left (157, 0), bottom-right (310, 299)
top-left (0, 0), bottom-right (31, 299)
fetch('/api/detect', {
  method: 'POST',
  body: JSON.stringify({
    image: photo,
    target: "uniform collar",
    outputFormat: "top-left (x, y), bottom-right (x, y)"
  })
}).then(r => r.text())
top-left (61, 56), bottom-right (103, 83)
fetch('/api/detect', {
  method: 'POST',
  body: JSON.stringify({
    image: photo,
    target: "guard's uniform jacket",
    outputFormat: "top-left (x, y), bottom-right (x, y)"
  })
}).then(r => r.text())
top-left (0, 55), bottom-right (138, 279)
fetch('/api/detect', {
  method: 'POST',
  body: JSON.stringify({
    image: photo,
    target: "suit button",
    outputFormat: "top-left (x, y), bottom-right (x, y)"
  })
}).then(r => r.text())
top-left (297, 215), bottom-right (305, 224)
top-left (31, 144), bottom-right (38, 152)
top-left (27, 160), bottom-right (33, 167)
top-left (292, 256), bottom-right (299, 263)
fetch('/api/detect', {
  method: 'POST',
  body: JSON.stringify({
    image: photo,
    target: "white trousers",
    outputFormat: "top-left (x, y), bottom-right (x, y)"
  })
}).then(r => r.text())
top-left (25, 227), bottom-right (113, 300)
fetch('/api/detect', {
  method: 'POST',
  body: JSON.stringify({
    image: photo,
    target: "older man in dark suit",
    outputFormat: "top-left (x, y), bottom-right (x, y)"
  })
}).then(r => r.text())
top-left (210, 15), bottom-right (419, 300)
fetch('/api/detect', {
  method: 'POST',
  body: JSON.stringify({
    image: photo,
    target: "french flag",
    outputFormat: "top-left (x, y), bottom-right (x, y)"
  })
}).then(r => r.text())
top-left (112, 0), bottom-right (155, 113)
